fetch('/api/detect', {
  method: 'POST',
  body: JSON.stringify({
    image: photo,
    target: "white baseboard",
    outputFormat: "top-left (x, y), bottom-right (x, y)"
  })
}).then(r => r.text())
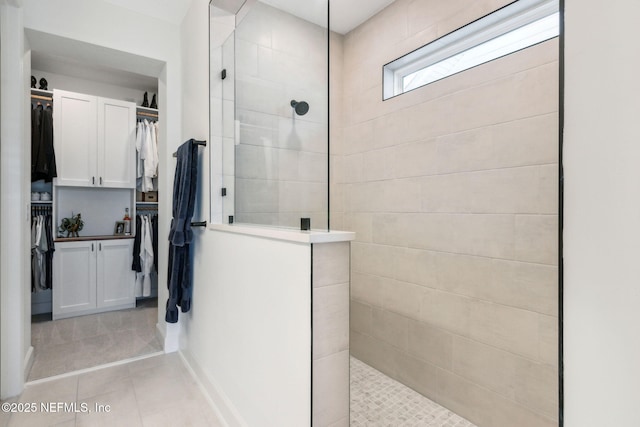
top-left (163, 320), bottom-right (180, 353)
top-left (23, 345), bottom-right (34, 381)
top-left (179, 350), bottom-right (247, 427)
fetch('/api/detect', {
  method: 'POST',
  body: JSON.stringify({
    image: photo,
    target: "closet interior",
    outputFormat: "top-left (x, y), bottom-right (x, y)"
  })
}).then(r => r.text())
top-left (28, 59), bottom-right (163, 381)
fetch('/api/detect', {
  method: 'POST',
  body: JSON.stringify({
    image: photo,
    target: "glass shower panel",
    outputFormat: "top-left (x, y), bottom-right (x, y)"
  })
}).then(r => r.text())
top-left (209, 3), bottom-right (236, 224)
top-left (225, 0), bottom-right (329, 230)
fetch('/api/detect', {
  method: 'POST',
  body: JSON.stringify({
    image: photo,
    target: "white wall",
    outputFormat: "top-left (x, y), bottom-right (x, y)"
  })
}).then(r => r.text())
top-left (564, 0), bottom-right (640, 425)
top-left (22, 15), bottom-right (32, 378)
top-left (183, 230), bottom-right (312, 426)
top-left (22, 0), bottom-right (179, 68)
top-left (0, 0), bottom-right (29, 398)
top-left (55, 187), bottom-right (133, 236)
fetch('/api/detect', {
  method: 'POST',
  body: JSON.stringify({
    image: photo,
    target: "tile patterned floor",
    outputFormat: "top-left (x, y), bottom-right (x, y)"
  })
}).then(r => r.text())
top-left (28, 300), bottom-right (162, 381)
top-left (350, 357), bottom-right (476, 427)
top-left (14, 320), bottom-right (475, 427)
top-left (1, 353), bottom-right (224, 427)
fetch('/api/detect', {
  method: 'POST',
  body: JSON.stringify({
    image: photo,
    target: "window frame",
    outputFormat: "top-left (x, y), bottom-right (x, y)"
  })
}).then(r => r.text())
top-left (382, 0), bottom-right (559, 100)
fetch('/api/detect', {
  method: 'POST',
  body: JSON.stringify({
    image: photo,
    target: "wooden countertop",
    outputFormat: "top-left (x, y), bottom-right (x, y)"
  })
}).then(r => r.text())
top-left (55, 235), bottom-right (135, 243)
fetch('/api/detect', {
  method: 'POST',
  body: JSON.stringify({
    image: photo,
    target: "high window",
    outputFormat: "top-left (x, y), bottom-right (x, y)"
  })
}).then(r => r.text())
top-left (383, 0), bottom-right (559, 100)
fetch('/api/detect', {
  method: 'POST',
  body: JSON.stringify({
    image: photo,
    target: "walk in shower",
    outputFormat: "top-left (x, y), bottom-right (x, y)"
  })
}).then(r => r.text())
top-left (210, 1), bottom-right (560, 426)
top-left (210, 0), bottom-right (329, 231)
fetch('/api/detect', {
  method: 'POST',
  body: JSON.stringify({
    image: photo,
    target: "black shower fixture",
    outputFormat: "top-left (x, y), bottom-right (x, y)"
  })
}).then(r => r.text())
top-left (290, 100), bottom-right (309, 116)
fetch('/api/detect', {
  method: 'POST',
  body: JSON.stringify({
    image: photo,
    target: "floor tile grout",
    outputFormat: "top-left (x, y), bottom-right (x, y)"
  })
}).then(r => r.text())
top-left (350, 356), bottom-right (476, 427)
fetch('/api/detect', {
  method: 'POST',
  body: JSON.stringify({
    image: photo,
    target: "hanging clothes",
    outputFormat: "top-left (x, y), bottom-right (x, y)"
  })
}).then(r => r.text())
top-left (44, 214), bottom-right (54, 290)
top-left (31, 212), bottom-right (54, 292)
top-left (31, 104), bottom-right (57, 182)
top-left (135, 215), bottom-right (154, 298)
top-left (151, 214), bottom-right (158, 272)
top-left (136, 119), bottom-right (159, 192)
top-left (166, 139), bottom-right (198, 323)
top-left (132, 214), bottom-right (143, 273)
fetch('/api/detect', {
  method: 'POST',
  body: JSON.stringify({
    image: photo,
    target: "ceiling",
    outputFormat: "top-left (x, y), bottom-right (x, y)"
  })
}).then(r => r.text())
top-left (100, 0), bottom-right (196, 25)
top-left (333, 0), bottom-right (396, 34)
top-left (105, 0), bottom-right (396, 34)
top-left (268, 0), bottom-right (396, 34)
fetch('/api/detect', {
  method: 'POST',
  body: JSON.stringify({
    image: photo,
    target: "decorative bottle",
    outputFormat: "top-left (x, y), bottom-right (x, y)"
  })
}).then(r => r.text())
top-left (123, 208), bottom-right (131, 235)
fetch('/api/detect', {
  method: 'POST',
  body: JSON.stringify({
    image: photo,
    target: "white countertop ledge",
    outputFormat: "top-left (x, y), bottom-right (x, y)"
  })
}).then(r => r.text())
top-left (208, 223), bottom-right (356, 244)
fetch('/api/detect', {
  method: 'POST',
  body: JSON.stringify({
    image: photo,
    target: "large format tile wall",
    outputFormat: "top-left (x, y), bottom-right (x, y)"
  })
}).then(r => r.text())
top-left (312, 241), bottom-right (350, 427)
top-left (332, 1), bottom-right (559, 426)
top-left (233, 1), bottom-right (329, 228)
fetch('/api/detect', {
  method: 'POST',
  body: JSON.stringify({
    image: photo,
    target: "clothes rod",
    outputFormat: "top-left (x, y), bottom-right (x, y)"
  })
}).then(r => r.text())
top-left (137, 111), bottom-right (158, 118)
top-left (31, 94), bottom-right (53, 101)
top-left (172, 140), bottom-right (207, 157)
top-left (191, 221), bottom-right (207, 227)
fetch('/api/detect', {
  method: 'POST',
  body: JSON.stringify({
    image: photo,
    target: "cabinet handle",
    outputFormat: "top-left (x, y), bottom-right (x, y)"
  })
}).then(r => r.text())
top-left (99, 243), bottom-right (102, 251)
top-left (100, 177), bottom-right (103, 185)
top-left (91, 243), bottom-right (94, 252)
top-left (92, 176), bottom-right (95, 185)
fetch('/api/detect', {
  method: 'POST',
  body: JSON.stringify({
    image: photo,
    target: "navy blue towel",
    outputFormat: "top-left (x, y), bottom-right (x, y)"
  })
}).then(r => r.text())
top-left (166, 139), bottom-right (199, 323)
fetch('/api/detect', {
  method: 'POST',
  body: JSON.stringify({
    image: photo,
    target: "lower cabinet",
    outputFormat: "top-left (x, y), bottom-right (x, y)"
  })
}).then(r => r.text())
top-left (53, 238), bottom-right (135, 319)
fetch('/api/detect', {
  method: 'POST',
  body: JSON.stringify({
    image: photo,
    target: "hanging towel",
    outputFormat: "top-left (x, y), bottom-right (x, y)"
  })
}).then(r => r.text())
top-left (166, 139), bottom-right (198, 323)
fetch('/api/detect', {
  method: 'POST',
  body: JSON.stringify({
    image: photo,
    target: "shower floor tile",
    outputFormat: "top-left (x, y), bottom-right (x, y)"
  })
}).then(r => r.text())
top-left (350, 357), bottom-right (476, 427)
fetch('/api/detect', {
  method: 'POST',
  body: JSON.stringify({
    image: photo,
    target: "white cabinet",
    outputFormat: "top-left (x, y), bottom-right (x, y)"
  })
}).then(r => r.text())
top-left (52, 91), bottom-right (97, 187)
top-left (97, 239), bottom-right (136, 308)
top-left (53, 90), bottom-right (136, 189)
top-left (98, 98), bottom-right (137, 188)
top-left (53, 238), bottom-right (135, 319)
top-left (52, 241), bottom-right (97, 317)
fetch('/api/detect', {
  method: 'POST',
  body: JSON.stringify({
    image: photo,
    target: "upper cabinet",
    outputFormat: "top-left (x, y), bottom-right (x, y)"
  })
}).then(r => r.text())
top-left (53, 91), bottom-right (97, 187)
top-left (98, 98), bottom-right (137, 188)
top-left (53, 89), bottom-right (136, 188)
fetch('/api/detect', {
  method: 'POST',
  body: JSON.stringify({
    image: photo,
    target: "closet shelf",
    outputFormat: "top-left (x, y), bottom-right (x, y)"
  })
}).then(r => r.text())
top-left (31, 201), bottom-right (53, 204)
top-left (55, 234), bottom-right (135, 243)
top-left (31, 88), bottom-right (54, 96)
top-left (137, 111), bottom-right (158, 119)
top-left (136, 106), bottom-right (158, 119)
top-left (31, 88), bottom-right (54, 101)
top-left (136, 201), bottom-right (158, 205)
top-left (136, 106), bottom-right (158, 113)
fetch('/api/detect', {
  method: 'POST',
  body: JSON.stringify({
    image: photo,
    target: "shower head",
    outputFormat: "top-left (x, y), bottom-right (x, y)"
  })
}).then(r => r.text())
top-left (290, 100), bottom-right (309, 116)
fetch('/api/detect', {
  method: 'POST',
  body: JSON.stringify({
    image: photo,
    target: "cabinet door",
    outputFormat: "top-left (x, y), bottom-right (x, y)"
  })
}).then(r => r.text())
top-left (53, 90), bottom-right (98, 187)
top-left (53, 241), bottom-right (97, 319)
top-left (97, 98), bottom-right (136, 188)
top-left (96, 239), bottom-right (135, 308)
